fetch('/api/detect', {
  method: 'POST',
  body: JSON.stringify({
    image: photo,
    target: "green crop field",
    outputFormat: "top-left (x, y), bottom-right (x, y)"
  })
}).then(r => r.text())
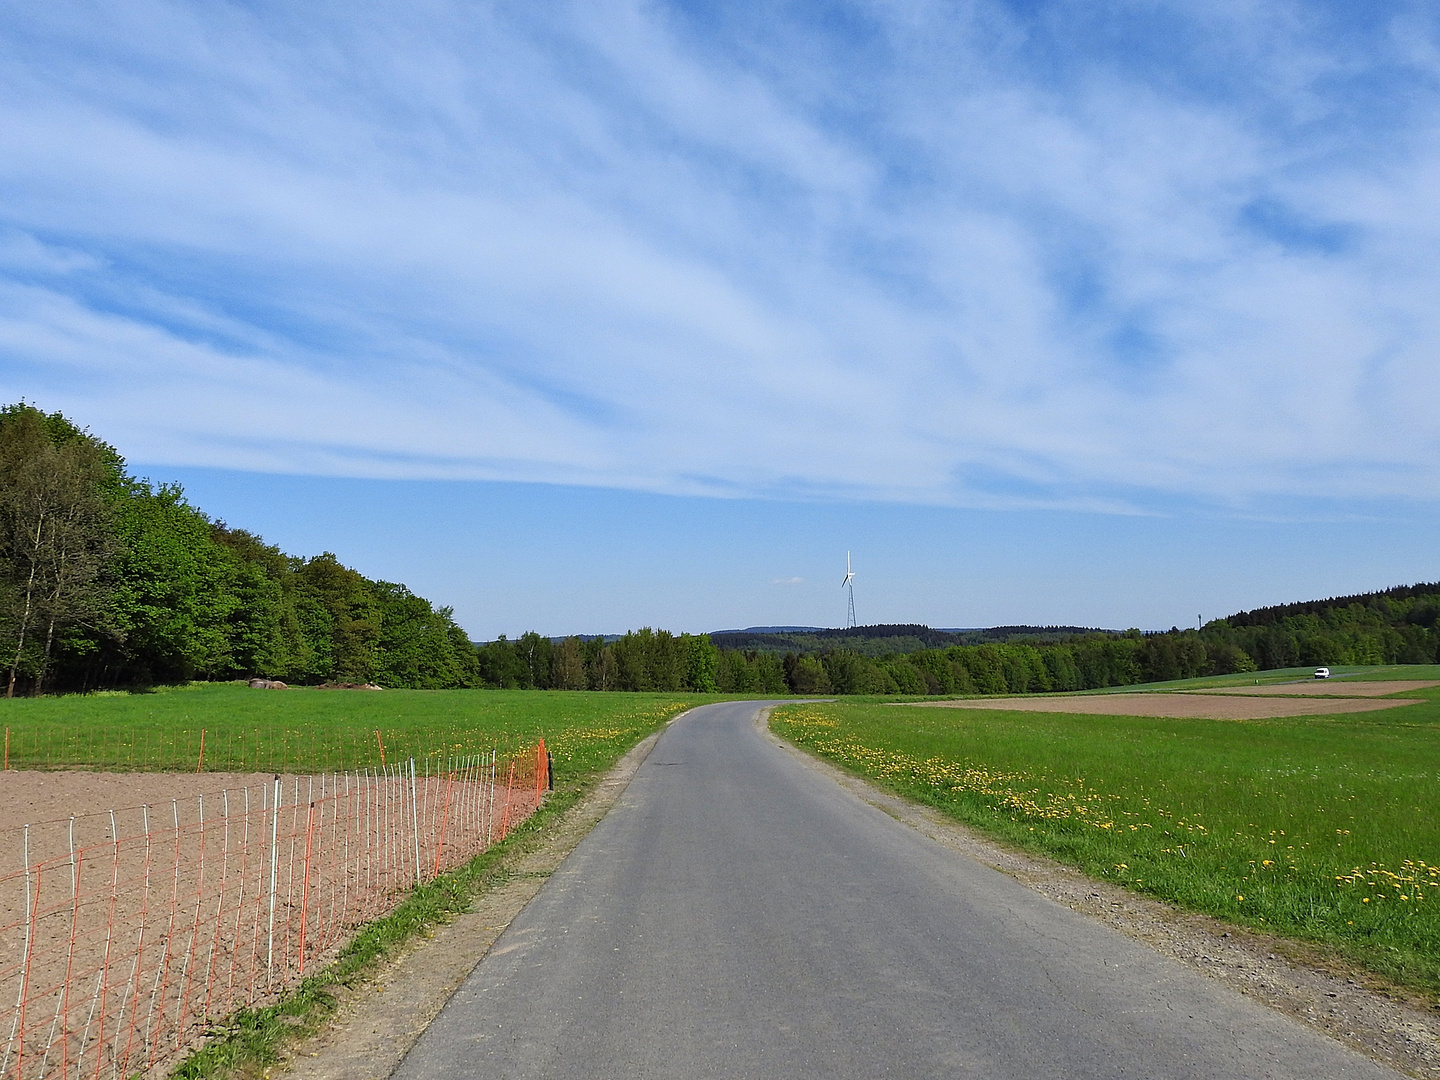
top-left (0, 682), bottom-right (712, 784)
top-left (771, 665), bottom-right (1440, 995)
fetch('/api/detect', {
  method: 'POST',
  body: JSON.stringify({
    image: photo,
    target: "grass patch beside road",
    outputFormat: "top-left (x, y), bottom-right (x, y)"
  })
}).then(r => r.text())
top-left (0, 683), bottom-right (707, 775)
top-left (771, 677), bottom-right (1440, 995)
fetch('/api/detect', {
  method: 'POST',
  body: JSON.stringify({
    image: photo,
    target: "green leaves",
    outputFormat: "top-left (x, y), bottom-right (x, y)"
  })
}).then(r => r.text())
top-left (0, 404), bottom-right (480, 692)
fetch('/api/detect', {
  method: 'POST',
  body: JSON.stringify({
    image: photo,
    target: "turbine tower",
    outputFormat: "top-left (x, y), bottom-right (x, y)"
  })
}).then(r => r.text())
top-left (841, 552), bottom-right (856, 629)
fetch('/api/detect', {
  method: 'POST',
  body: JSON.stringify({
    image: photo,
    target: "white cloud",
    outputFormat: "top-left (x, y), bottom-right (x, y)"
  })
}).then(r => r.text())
top-left (0, 230), bottom-right (99, 274)
top-left (0, 0), bottom-right (1437, 511)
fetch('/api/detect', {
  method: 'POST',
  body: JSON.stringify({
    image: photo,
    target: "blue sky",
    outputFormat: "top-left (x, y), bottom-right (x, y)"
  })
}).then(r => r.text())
top-left (1, 1), bottom-right (1438, 638)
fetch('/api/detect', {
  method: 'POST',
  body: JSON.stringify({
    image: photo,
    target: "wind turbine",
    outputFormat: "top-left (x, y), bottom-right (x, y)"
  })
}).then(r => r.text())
top-left (841, 552), bottom-right (856, 629)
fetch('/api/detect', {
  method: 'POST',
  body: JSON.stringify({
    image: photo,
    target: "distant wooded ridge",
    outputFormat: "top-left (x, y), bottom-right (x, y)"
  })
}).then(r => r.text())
top-left (704, 624), bottom-right (1117, 657)
top-left (1227, 582), bottom-right (1440, 628)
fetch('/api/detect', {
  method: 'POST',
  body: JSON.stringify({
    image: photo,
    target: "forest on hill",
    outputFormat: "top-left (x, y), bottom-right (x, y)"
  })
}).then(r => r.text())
top-left (0, 404), bottom-right (477, 694)
top-left (710, 624), bottom-right (1116, 657)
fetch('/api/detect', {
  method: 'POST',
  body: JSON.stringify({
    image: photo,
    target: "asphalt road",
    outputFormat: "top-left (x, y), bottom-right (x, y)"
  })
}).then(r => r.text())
top-left (394, 701), bottom-right (1398, 1079)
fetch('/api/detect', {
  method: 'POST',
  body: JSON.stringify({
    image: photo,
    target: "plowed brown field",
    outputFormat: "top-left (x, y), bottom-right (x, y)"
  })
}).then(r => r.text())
top-left (909, 693), bottom-right (1425, 720)
top-left (1193, 680), bottom-right (1439, 697)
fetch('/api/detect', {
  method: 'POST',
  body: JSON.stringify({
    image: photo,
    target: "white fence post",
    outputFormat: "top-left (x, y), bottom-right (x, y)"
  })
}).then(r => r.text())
top-left (267, 776), bottom-right (282, 984)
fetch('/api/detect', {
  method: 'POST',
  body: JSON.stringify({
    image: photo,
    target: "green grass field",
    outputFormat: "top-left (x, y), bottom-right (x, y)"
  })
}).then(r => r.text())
top-left (772, 665), bottom-right (1440, 995)
top-left (0, 682), bottom-right (711, 784)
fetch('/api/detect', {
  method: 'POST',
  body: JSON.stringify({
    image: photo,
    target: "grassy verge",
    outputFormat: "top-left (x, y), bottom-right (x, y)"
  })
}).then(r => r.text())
top-left (0, 683), bottom-right (714, 774)
top-left (166, 693), bottom-right (696, 1080)
top-left (771, 673), bottom-right (1440, 996)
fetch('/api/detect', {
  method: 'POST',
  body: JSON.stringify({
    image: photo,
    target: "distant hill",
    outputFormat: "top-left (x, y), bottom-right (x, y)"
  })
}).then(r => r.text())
top-left (708, 623), bottom-right (1116, 658)
top-left (1226, 582), bottom-right (1440, 628)
top-left (710, 626), bottom-right (828, 634)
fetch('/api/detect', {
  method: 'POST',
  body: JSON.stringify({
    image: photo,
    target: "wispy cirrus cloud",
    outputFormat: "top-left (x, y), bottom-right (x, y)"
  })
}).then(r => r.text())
top-left (0, 0), bottom-right (1437, 513)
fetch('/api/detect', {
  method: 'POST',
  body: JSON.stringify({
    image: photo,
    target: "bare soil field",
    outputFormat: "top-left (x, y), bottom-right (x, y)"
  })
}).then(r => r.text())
top-left (911, 693), bottom-right (1425, 720)
top-left (1194, 680), bottom-right (1440, 697)
top-left (0, 768), bottom-right (278, 830)
top-left (0, 767), bottom-right (528, 1080)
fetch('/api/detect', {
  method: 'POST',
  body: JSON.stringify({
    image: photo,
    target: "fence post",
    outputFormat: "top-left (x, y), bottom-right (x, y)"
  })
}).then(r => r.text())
top-left (173, 795), bottom-right (208, 1048)
top-left (486, 751), bottom-right (497, 845)
top-left (118, 804), bottom-right (154, 1076)
top-left (375, 730), bottom-right (386, 767)
top-left (196, 728), bottom-right (206, 773)
top-left (243, 786), bottom-right (260, 1005)
top-left (500, 761), bottom-right (515, 840)
top-left (77, 809), bottom-right (121, 1079)
top-left (267, 776), bottom-right (282, 984)
top-left (340, 772), bottom-right (353, 930)
top-left (298, 802), bottom-right (316, 975)
top-left (409, 758), bottom-right (421, 886)
top-left (433, 770), bottom-right (455, 878)
top-left (149, 800), bottom-right (185, 1067)
top-left (202, 789), bottom-right (231, 1023)
top-left (2, 825), bottom-right (34, 1080)
top-left (48, 816), bottom-right (82, 1077)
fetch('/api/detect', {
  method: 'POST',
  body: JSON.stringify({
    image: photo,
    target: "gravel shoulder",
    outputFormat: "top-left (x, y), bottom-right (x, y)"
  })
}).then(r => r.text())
top-left (759, 709), bottom-right (1440, 1080)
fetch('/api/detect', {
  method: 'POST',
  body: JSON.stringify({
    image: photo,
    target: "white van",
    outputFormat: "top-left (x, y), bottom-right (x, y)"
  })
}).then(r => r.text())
top-left (1314, 667), bottom-right (1331, 679)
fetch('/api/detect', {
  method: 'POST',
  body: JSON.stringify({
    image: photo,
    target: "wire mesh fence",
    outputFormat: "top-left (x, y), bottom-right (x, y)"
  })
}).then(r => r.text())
top-left (0, 741), bottom-right (550, 1080)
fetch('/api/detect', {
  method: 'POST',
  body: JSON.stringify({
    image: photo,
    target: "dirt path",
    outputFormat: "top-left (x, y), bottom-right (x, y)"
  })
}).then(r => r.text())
top-left (761, 712), bottom-right (1440, 1080)
top-left (271, 724), bottom-right (669, 1080)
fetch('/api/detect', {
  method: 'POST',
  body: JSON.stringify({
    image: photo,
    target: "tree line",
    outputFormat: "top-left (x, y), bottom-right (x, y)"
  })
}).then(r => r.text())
top-left (4, 402), bottom-right (1435, 697)
top-left (1208, 588), bottom-right (1439, 670)
top-left (484, 590), bottom-right (1440, 697)
top-left (0, 404), bottom-right (478, 694)
top-left (476, 629), bottom-right (1237, 696)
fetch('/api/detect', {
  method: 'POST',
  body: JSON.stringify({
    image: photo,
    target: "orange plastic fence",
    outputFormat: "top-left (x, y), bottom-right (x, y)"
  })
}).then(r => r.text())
top-left (0, 746), bottom-right (547, 1080)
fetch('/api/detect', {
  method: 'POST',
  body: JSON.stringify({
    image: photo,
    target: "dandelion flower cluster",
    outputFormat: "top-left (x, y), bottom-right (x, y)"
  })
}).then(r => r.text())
top-left (776, 709), bottom-right (1151, 833)
top-left (1335, 860), bottom-right (1439, 905)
